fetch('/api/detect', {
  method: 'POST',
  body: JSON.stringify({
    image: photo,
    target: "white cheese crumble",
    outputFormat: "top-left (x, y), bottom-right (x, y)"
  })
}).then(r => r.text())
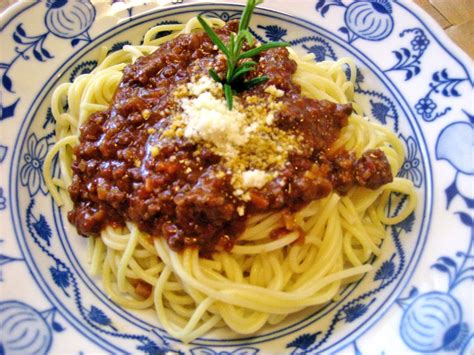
top-left (265, 85), bottom-right (284, 98)
top-left (241, 169), bottom-right (273, 189)
top-left (266, 112), bottom-right (275, 125)
top-left (181, 90), bottom-right (249, 157)
top-left (237, 205), bottom-right (245, 216)
top-left (186, 75), bottom-right (221, 96)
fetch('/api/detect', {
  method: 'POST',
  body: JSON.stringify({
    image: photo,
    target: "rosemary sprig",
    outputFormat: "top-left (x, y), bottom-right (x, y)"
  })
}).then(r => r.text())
top-left (197, 0), bottom-right (289, 109)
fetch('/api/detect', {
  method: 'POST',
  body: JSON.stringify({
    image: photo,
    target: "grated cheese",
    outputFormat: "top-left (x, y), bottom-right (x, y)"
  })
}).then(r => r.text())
top-left (265, 85), bottom-right (284, 98)
top-left (242, 170), bottom-right (273, 189)
top-left (164, 75), bottom-right (302, 198)
top-left (186, 75), bottom-right (221, 96)
top-left (181, 91), bottom-right (249, 157)
top-left (150, 146), bottom-right (159, 157)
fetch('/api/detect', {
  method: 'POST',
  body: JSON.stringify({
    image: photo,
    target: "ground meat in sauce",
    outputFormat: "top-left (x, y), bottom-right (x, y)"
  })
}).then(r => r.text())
top-left (68, 20), bottom-right (393, 254)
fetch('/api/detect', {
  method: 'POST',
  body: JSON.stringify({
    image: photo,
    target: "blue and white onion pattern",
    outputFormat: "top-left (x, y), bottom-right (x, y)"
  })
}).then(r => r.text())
top-left (44, 0), bottom-right (96, 39)
top-left (344, 0), bottom-right (394, 41)
top-left (400, 292), bottom-right (467, 352)
top-left (0, 301), bottom-right (52, 355)
top-left (20, 134), bottom-right (49, 197)
top-left (436, 122), bottom-right (474, 175)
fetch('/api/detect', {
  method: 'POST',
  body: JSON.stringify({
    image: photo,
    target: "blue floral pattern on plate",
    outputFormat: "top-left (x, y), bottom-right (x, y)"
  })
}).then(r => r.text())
top-left (0, 0), bottom-right (472, 353)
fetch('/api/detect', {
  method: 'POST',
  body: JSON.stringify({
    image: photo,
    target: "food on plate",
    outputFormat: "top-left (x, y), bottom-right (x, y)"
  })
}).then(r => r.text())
top-left (44, 0), bottom-right (416, 342)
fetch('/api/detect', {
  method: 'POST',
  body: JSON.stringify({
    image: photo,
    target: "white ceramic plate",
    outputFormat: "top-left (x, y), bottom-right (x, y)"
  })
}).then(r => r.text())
top-left (0, 0), bottom-right (472, 353)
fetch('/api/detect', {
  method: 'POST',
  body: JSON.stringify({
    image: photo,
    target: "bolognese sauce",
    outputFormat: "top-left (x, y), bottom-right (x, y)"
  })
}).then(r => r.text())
top-left (67, 20), bottom-right (393, 254)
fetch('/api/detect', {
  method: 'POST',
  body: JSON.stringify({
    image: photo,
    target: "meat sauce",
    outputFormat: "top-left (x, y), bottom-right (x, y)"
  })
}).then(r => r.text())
top-left (68, 21), bottom-right (393, 254)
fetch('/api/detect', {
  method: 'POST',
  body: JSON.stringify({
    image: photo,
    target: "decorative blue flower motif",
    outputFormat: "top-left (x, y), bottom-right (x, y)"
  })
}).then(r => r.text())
top-left (370, 100), bottom-right (390, 124)
top-left (444, 322), bottom-right (470, 351)
top-left (33, 214), bottom-right (53, 246)
top-left (50, 264), bottom-right (70, 296)
top-left (109, 41), bottom-right (132, 53)
top-left (0, 98), bottom-right (19, 121)
top-left (0, 0), bottom-right (95, 111)
top-left (43, 107), bottom-right (55, 129)
top-left (397, 212), bottom-right (415, 233)
top-left (399, 292), bottom-right (469, 352)
top-left (291, 36), bottom-right (336, 62)
top-left (355, 68), bottom-right (365, 85)
top-left (411, 35), bottom-right (429, 51)
top-left (0, 188), bottom-right (6, 210)
top-left (315, 0), bottom-right (345, 17)
top-left (0, 301), bottom-right (53, 354)
top-left (345, 67), bottom-right (365, 89)
top-left (366, 95), bottom-right (399, 129)
top-left (20, 134), bottom-right (49, 197)
top-left (286, 332), bottom-right (319, 351)
top-left (385, 28), bottom-right (430, 81)
top-left (398, 135), bottom-right (423, 187)
top-left (88, 306), bottom-right (117, 331)
top-left (415, 69), bottom-right (467, 121)
top-left (137, 340), bottom-right (167, 355)
top-left (201, 10), bottom-right (240, 22)
top-left (415, 97), bottom-right (437, 120)
top-left (343, 0), bottom-right (394, 43)
top-left (257, 24), bottom-right (287, 42)
top-left (149, 20), bottom-right (181, 41)
top-left (436, 111), bottom-right (474, 207)
top-left (436, 121), bottom-right (474, 175)
top-left (374, 254), bottom-right (395, 283)
top-left (44, 0), bottom-right (96, 45)
top-left (69, 60), bottom-right (98, 82)
top-left (303, 44), bottom-right (327, 62)
top-left (342, 299), bottom-right (375, 322)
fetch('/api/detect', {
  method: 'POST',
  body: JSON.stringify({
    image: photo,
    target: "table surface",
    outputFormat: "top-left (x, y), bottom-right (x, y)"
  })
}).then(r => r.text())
top-left (1, 0), bottom-right (473, 58)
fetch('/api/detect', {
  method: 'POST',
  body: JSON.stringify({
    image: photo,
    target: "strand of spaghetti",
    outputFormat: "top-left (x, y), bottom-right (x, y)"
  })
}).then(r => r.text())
top-left (343, 232), bottom-right (364, 266)
top-left (290, 212), bottom-right (343, 290)
top-left (167, 242), bottom-right (370, 304)
top-left (102, 255), bottom-right (155, 309)
top-left (43, 135), bottom-right (79, 206)
top-left (153, 265), bottom-right (220, 341)
top-left (378, 178), bottom-right (417, 224)
top-left (293, 72), bottom-right (348, 103)
top-left (218, 303), bottom-right (269, 334)
top-left (127, 257), bottom-right (163, 285)
top-left (305, 193), bottom-right (340, 244)
top-left (231, 232), bottom-right (299, 254)
top-left (90, 237), bottom-right (105, 275)
top-left (238, 211), bottom-right (284, 241)
top-left (203, 265), bottom-right (370, 313)
top-left (339, 198), bottom-right (380, 255)
top-left (143, 24), bottom-right (186, 45)
top-left (301, 194), bottom-right (339, 235)
top-left (117, 224), bottom-right (139, 292)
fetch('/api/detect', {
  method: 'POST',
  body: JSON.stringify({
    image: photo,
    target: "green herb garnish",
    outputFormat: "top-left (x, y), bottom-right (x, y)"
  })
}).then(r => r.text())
top-left (197, 0), bottom-right (289, 109)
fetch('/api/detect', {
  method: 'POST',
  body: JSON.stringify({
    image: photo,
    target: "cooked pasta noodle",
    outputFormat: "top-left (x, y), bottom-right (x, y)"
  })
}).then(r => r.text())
top-left (43, 17), bottom-right (416, 342)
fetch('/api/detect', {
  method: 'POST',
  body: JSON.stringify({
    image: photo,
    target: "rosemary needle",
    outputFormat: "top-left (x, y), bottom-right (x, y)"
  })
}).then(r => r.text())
top-left (197, 0), bottom-right (289, 109)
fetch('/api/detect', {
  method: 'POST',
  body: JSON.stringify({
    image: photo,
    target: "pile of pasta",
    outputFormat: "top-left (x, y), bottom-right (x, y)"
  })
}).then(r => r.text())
top-left (44, 17), bottom-right (416, 342)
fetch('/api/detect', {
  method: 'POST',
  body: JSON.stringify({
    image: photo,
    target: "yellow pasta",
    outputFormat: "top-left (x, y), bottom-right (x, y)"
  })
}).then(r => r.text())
top-left (43, 17), bottom-right (416, 343)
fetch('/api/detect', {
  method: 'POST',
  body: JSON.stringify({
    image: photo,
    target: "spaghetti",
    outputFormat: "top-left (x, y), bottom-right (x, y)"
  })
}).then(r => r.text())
top-left (44, 17), bottom-right (416, 342)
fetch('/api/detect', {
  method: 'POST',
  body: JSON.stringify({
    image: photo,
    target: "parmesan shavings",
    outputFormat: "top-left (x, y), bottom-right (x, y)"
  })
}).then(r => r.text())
top-left (165, 75), bottom-right (302, 198)
top-left (242, 169), bottom-right (274, 189)
top-left (181, 92), bottom-right (249, 157)
top-left (265, 85), bottom-right (284, 98)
